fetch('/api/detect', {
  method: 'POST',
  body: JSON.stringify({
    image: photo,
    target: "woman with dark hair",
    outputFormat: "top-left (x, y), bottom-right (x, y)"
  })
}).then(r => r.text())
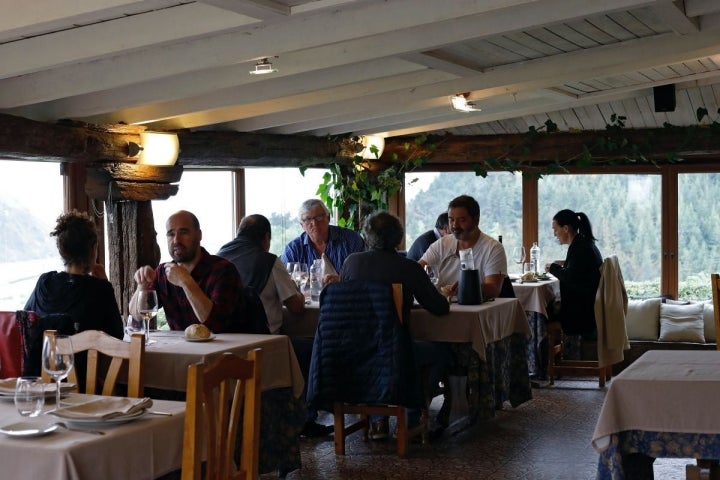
top-left (25, 209), bottom-right (124, 338)
top-left (545, 209), bottom-right (603, 335)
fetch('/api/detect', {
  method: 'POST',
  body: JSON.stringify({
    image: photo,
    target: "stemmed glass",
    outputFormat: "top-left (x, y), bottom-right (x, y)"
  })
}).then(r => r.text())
top-left (136, 289), bottom-right (159, 345)
top-left (511, 246), bottom-right (526, 274)
top-left (290, 263), bottom-right (308, 290)
top-left (42, 335), bottom-right (74, 407)
top-left (424, 264), bottom-right (439, 286)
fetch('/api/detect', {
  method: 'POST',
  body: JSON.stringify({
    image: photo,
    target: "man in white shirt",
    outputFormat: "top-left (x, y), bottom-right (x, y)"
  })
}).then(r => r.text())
top-left (216, 214), bottom-right (305, 334)
top-left (419, 195), bottom-right (507, 300)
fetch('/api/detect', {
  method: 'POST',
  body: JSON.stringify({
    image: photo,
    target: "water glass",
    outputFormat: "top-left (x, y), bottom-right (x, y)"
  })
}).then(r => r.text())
top-left (126, 314), bottom-right (148, 343)
top-left (14, 376), bottom-right (45, 417)
top-left (523, 262), bottom-right (534, 275)
top-left (424, 264), bottom-right (439, 286)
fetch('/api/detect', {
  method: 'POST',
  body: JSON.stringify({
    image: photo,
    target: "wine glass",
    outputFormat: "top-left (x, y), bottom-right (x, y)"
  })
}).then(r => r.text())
top-left (511, 246), bottom-right (526, 274)
top-left (136, 289), bottom-right (159, 345)
top-left (42, 335), bottom-right (74, 407)
top-left (14, 376), bottom-right (45, 417)
top-left (291, 263), bottom-right (308, 290)
top-left (424, 264), bottom-right (439, 286)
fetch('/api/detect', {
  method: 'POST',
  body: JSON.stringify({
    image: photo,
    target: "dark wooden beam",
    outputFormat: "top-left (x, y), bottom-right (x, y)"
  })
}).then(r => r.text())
top-left (383, 129), bottom-right (720, 167)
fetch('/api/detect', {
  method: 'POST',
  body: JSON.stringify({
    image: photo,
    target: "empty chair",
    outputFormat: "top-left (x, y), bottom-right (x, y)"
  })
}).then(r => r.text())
top-left (0, 311), bottom-right (27, 378)
top-left (41, 329), bottom-right (146, 397)
top-left (307, 281), bottom-right (427, 458)
top-left (548, 255), bottom-right (629, 387)
top-left (182, 349), bottom-right (263, 480)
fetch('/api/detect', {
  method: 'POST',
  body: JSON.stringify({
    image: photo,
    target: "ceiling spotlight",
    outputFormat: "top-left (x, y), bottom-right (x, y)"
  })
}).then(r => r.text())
top-left (249, 58), bottom-right (278, 75)
top-left (450, 93), bottom-right (481, 112)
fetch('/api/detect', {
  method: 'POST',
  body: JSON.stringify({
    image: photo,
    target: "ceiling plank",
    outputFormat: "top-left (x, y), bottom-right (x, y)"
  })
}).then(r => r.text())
top-left (650, 0), bottom-right (700, 34)
top-left (199, 0), bottom-right (290, 18)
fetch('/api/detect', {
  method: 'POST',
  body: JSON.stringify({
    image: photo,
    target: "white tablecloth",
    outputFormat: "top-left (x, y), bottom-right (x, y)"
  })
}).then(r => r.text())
top-left (592, 350), bottom-right (720, 451)
top-left (284, 298), bottom-right (530, 362)
top-left (145, 331), bottom-right (304, 398)
top-left (511, 277), bottom-right (559, 317)
top-left (0, 394), bottom-right (185, 480)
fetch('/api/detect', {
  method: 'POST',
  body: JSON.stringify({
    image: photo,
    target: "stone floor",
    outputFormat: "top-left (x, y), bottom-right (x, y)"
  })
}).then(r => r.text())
top-left (269, 378), bottom-right (693, 480)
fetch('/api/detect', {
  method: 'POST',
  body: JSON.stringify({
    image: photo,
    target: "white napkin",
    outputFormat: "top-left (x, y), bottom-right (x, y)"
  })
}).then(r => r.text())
top-left (50, 396), bottom-right (153, 420)
top-left (0, 378), bottom-right (74, 395)
top-left (321, 253), bottom-right (338, 279)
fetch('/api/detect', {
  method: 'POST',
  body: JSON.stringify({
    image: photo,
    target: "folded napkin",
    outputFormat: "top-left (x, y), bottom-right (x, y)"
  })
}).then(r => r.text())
top-left (0, 378), bottom-right (74, 395)
top-left (321, 253), bottom-right (338, 279)
top-left (50, 396), bottom-right (153, 420)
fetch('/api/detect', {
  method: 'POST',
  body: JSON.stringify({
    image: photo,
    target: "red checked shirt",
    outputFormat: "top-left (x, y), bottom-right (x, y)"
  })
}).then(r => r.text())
top-left (154, 247), bottom-right (244, 333)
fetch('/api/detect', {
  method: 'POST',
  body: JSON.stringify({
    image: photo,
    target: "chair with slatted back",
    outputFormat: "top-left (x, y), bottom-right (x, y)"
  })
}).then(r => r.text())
top-left (182, 349), bottom-right (262, 480)
top-left (307, 281), bottom-right (427, 458)
top-left (547, 255), bottom-right (629, 387)
top-left (41, 329), bottom-right (146, 397)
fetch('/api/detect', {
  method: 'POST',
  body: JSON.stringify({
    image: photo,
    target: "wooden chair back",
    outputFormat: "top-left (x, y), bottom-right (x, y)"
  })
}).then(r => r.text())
top-left (41, 329), bottom-right (145, 397)
top-left (712, 274), bottom-right (720, 351)
top-left (182, 349), bottom-right (262, 480)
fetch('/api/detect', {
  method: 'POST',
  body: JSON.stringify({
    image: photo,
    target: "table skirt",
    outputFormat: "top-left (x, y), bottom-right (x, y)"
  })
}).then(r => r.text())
top-left (597, 430), bottom-right (720, 480)
top-left (449, 332), bottom-right (532, 422)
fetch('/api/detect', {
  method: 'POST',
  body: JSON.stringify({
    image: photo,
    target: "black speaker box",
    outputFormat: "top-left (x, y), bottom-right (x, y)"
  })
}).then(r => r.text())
top-left (653, 84), bottom-right (676, 112)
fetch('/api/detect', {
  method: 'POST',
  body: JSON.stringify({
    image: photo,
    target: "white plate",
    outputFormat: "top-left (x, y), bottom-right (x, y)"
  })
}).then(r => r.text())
top-left (184, 334), bottom-right (216, 342)
top-left (0, 421), bottom-right (59, 438)
top-left (56, 409), bottom-right (147, 428)
top-left (0, 383), bottom-right (75, 401)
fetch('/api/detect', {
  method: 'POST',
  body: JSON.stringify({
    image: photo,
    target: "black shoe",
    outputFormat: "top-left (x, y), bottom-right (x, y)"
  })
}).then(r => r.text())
top-left (300, 420), bottom-right (333, 437)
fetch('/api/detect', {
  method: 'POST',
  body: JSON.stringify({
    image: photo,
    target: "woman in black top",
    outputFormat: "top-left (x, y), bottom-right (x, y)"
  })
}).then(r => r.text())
top-left (545, 209), bottom-right (603, 335)
top-left (25, 210), bottom-right (124, 339)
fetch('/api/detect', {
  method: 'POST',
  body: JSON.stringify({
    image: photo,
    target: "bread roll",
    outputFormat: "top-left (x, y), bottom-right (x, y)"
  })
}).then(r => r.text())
top-left (184, 323), bottom-right (211, 339)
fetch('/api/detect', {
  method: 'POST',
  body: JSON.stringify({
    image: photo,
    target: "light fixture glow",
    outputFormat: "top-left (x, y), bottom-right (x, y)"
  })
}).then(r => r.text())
top-left (450, 93), bottom-right (481, 112)
top-left (249, 58), bottom-right (278, 75)
top-left (133, 132), bottom-right (180, 166)
top-left (360, 135), bottom-right (385, 159)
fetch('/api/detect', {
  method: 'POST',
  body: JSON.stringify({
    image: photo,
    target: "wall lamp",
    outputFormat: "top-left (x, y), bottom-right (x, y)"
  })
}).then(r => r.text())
top-left (360, 135), bottom-right (385, 159)
top-left (249, 58), bottom-right (278, 75)
top-left (450, 93), bottom-right (481, 112)
top-left (128, 132), bottom-right (180, 166)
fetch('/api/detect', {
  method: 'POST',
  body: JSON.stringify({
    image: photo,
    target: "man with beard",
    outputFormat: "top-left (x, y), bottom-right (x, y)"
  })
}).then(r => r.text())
top-left (132, 210), bottom-right (243, 333)
top-left (419, 195), bottom-right (507, 300)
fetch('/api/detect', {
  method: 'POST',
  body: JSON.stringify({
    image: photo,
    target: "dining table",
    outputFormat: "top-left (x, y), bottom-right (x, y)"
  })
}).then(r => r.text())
top-left (0, 393), bottom-right (185, 480)
top-left (284, 297), bottom-right (532, 425)
top-left (592, 350), bottom-right (720, 480)
top-left (510, 276), bottom-right (560, 379)
top-left (140, 330), bottom-right (305, 476)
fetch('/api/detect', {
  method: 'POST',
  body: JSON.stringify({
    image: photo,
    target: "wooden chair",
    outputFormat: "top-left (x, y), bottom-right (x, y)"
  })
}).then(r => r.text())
top-left (712, 274), bottom-right (720, 351)
top-left (182, 349), bottom-right (262, 480)
top-left (307, 281), bottom-right (428, 458)
top-left (41, 329), bottom-right (146, 397)
top-left (548, 255), bottom-right (628, 388)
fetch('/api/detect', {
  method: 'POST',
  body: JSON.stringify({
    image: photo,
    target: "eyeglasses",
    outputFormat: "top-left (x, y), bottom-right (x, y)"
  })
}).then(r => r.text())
top-left (301, 214), bottom-right (327, 225)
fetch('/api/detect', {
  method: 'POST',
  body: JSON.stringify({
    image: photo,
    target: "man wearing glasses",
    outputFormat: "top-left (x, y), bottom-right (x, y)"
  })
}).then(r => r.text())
top-left (281, 198), bottom-right (364, 437)
top-left (281, 198), bottom-right (365, 285)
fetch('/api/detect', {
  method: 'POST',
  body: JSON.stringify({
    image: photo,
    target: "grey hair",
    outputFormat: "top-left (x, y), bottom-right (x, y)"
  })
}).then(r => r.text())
top-left (298, 198), bottom-right (330, 218)
top-left (362, 211), bottom-right (404, 249)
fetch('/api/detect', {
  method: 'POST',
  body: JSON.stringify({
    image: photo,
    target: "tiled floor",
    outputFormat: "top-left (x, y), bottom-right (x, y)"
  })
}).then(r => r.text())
top-left (276, 378), bottom-right (693, 480)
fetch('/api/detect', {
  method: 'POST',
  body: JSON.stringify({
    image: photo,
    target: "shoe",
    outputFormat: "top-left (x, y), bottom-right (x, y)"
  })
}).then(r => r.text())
top-left (300, 420), bottom-right (333, 438)
top-left (369, 419), bottom-right (389, 440)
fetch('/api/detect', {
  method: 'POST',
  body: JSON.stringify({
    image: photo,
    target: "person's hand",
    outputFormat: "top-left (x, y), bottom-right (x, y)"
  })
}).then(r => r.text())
top-left (322, 273), bottom-right (340, 286)
top-left (544, 263), bottom-right (551, 273)
top-left (164, 262), bottom-right (192, 288)
top-left (134, 265), bottom-right (156, 289)
top-left (89, 263), bottom-right (108, 280)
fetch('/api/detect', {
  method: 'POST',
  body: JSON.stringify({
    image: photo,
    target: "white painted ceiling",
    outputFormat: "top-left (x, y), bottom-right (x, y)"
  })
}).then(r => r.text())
top-left (1, 0), bottom-right (720, 139)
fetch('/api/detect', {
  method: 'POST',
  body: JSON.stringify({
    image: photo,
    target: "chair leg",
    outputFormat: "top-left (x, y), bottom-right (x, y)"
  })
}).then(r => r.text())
top-left (333, 411), bottom-right (345, 455)
top-left (396, 409), bottom-right (408, 459)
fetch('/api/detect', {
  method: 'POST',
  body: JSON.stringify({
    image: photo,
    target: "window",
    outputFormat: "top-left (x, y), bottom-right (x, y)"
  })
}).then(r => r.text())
top-left (538, 174), bottom-right (662, 298)
top-left (0, 161), bottom-right (64, 310)
top-left (405, 171), bottom-right (522, 257)
top-left (244, 167), bottom-right (326, 256)
top-left (678, 172), bottom-right (720, 300)
top-left (151, 170), bottom-right (234, 261)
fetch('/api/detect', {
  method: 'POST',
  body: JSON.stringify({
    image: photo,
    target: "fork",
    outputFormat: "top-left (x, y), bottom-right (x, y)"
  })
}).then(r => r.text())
top-left (53, 422), bottom-right (105, 436)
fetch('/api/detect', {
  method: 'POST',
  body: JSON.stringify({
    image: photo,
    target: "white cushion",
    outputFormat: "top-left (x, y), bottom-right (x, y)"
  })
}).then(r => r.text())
top-left (625, 298), bottom-right (661, 341)
top-left (702, 302), bottom-right (716, 343)
top-left (658, 303), bottom-right (705, 343)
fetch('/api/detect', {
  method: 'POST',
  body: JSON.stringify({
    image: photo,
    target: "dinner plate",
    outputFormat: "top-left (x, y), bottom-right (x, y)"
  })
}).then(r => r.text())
top-left (59, 409), bottom-right (147, 428)
top-left (0, 382), bottom-right (75, 401)
top-left (0, 421), bottom-right (59, 438)
top-left (184, 334), bottom-right (216, 342)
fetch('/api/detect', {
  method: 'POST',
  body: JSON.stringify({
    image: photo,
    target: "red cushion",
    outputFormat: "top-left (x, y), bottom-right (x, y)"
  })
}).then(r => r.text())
top-left (0, 311), bottom-right (23, 378)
